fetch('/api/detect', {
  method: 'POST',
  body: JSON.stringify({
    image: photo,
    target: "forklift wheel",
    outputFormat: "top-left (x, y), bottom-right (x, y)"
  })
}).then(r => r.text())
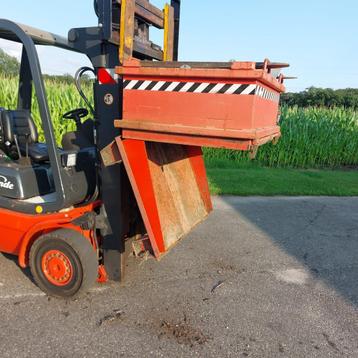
top-left (29, 229), bottom-right (98, 298)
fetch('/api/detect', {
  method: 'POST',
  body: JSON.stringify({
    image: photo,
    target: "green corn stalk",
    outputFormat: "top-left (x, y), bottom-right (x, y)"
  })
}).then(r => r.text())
top-left (0, 74), bottom-right (93, 145)
top-left (204, 106), bottom-right (358, 169)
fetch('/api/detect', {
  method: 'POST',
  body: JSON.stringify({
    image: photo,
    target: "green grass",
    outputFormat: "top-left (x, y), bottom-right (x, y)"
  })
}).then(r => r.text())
top-left (207, 164), bottom-right (358, 196)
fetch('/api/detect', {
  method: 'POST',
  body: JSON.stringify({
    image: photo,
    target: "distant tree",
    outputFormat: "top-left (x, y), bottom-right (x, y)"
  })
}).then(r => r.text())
top-left (43, 73), bottom-right (93, 85)
top-left (0, 48), bottom-right (20, 75)
top-left (43, 73), bottom-right (75, 85)
top-left (281, 87), bottom-right (358, 109)
top-left (0, 47), bottom-right (94, 87)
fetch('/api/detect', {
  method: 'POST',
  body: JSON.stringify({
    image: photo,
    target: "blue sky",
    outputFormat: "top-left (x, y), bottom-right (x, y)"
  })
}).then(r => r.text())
top-left (0, 0), bottom-right (357, 92)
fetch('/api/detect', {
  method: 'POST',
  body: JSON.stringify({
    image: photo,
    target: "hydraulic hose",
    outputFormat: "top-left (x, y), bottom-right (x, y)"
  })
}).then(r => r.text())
top-left (74, 67), bottom-right (96, 116)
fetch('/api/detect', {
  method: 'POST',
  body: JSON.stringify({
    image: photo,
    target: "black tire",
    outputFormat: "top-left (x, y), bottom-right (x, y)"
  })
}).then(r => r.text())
top-left (29, 229), bottom-right (98, 298)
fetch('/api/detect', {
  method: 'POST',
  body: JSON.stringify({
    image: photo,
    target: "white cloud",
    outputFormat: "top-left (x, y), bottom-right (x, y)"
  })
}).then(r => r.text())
top-left (36, 46), bottom-right (92, 76)
top-left (0, 39), bottom-right (91, 76)
top-left (0, 39), bottom-right (22, 60)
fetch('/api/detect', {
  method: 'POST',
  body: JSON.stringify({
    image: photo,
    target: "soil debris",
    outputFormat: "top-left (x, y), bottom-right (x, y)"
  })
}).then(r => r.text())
top-left (62, 311), bottom-right (70, 318)
top-left (98, 309), bottom-right (124, 327)
top-left (211, 280), bottom-right (225, 293)
top-left (322, 333), bottom-right (339, 352)
top-left (159, 319), bottom-right (208, 347)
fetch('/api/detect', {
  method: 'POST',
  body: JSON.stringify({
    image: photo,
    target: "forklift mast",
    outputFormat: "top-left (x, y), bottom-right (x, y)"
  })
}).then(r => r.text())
top-left (68, 0), bottom-right (180, 68)
top-left (65, 0), bottom-right (182, 281)
top-left (94, 0), bottom-right (181, 61)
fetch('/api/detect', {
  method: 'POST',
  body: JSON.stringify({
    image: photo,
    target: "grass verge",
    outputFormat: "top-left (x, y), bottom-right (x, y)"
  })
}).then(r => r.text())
top-left (206, 164), bottom-right (358, 196)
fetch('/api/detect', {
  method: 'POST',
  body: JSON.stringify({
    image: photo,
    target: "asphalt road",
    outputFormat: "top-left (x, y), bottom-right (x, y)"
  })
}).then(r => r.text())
top-left (0, 197), bottom-right (357, 357)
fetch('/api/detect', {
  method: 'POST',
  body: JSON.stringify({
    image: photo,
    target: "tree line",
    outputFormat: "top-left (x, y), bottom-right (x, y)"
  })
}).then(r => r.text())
top-left (0, 48), bottom-right (19, 75)
top-left (0, 48), bottom-right (88, 84)
top-left (281, 87), bottom-right (358, 109)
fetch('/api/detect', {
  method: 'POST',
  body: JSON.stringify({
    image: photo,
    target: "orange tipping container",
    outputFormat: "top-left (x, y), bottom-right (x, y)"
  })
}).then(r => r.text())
top-left (110, 59), bottom-right (287, 258)
top-left (115, 59), bottom-right (286, 151)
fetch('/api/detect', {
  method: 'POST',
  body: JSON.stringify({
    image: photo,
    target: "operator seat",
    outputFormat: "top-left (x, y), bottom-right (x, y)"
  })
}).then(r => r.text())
top-left (1, 110), bottom-right (49, 162)
top-left (61, 119), bottom-right (94, 151)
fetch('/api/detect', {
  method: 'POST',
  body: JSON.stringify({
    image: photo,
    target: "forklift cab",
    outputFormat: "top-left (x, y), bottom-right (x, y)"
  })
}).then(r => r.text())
top-left (0, 19), bottom-right (97, 214)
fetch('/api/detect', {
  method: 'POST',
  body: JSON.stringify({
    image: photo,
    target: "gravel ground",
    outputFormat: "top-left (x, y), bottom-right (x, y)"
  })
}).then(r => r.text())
top-left (0, 196), bottom-right (357, 357)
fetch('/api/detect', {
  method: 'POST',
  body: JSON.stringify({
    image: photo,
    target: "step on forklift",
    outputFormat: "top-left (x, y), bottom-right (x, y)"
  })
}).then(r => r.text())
top-left (0, 0), bottom-right (288, 297)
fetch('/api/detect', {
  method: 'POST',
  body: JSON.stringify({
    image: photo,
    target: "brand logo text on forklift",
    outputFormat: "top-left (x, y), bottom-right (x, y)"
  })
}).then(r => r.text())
top-left (0, 176), bottom-right (14, 190)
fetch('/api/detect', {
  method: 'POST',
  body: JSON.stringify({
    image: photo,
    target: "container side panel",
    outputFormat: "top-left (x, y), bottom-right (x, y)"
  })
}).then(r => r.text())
top-left (116, 138), bottom-right (165, 256)
top-left (186, 146), bottom-right (213, 213)
top-left (116, 138), bottom-right (211, 256)
top-left (146, 143), bottom-right (209, 250)
top-left (123, 91), bottom-right (258, 131)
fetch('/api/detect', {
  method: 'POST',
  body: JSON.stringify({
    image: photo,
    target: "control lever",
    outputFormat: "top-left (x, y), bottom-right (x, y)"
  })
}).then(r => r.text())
top-left (13, 134), bottom-right (22, 159)
top-left (25, 133), bottom-right (30, 158)
top-left (14, 134), bottom-right (31, 165)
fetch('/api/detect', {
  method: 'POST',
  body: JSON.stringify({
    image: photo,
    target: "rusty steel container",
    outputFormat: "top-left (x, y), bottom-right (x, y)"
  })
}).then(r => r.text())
top-left (115, 59), bottom-right (286, 151)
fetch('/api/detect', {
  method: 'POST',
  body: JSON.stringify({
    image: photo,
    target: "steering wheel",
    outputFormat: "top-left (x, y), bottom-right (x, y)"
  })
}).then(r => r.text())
top-left (62, 108), bottom-right (89, 129)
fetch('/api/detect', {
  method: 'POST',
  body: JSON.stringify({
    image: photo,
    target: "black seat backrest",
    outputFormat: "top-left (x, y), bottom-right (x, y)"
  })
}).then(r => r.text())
top-left (1, 110), bottom-right (38, 146)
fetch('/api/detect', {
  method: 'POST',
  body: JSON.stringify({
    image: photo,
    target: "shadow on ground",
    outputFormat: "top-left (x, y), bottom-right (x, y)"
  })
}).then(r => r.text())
top-left (1, 253), bottom-right (33, 280)
top-left (219, 196), bottom-right (358, 306)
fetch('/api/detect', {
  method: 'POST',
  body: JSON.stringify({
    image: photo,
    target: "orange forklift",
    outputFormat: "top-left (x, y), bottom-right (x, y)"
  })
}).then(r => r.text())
top-left (0, 0), bottom-right (287, 297)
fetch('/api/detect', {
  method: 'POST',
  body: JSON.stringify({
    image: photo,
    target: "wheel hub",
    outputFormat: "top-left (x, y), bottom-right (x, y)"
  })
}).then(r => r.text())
top-left (41, 250), bottom-right (73, 286)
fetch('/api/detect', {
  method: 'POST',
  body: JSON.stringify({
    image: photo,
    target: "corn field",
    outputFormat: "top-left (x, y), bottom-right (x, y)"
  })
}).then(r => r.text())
top-left (205, 106), bottom-right (358, 168)
top-left (0, 74), bottom-right (91, 144)
top-left (0, 74), bottom-right (357, 169)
